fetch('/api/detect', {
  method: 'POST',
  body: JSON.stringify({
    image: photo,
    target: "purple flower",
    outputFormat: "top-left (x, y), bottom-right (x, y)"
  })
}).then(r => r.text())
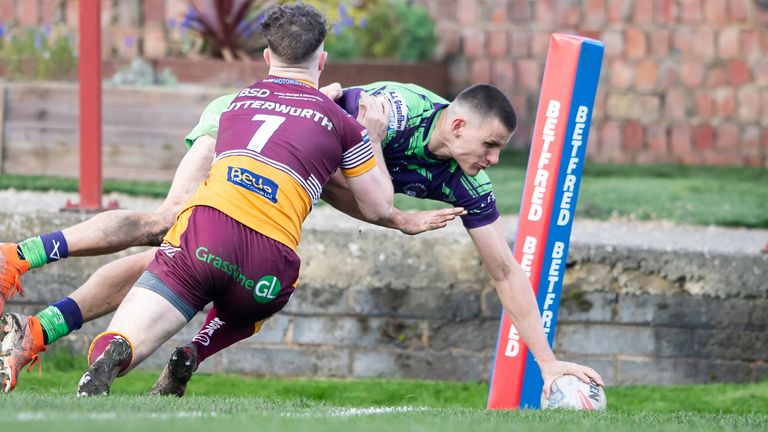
top-left (42, 23), bottom-right (51, 35)
top-left (0, 24), bottom-right (5, 39)
top-left (359, 18), bottom-right (367, 28)
top-left (125, 35), bottom-right (134, 47)
top-left (181, 7), bottom-right (198, 29)
top-left (167, 17), bottom-right (177, 28)
top-left (237, 19), bottom-right (259, 38)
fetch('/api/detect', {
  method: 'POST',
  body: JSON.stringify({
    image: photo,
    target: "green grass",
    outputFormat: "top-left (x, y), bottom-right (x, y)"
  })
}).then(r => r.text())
top-left (0, 174), bottom-right (172, 198)
top-left (4, 364), bottom-right (768, 432)
top-left (398, 150), bottom-right (768, 228)
top-left (0, 349), bottom-right (762, 431)
top-left (2, 151), bottom-right (767, 227)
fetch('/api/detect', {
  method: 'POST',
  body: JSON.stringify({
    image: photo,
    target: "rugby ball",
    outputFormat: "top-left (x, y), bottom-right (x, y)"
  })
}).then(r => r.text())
top-left (540, 374), bottom-right (607, 410)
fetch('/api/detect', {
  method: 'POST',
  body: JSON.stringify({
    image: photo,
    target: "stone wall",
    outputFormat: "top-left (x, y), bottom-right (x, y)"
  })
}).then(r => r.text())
top-left (2, 210), bottom-right (766, 386)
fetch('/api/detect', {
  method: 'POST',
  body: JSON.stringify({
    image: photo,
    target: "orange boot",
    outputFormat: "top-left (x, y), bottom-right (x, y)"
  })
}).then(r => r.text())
top-left (0, 244), bottom-right (30, 316)
top-left (0, 313), bottom-right (46, 392)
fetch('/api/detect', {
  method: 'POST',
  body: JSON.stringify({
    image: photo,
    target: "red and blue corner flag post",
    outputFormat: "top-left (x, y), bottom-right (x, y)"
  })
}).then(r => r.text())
top-left (487, 33), bottom-right (604, 410)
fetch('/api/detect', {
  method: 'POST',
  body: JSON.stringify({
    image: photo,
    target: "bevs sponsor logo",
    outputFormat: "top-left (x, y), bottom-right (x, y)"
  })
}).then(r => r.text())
top-left (385, 91), bottom-right (408, 131)
top-left (227, 166), bottom-right (279, 203)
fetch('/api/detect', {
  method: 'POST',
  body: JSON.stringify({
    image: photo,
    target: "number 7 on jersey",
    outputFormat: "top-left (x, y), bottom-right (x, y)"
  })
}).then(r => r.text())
top-left (247, 114), bottom-right (286, 152)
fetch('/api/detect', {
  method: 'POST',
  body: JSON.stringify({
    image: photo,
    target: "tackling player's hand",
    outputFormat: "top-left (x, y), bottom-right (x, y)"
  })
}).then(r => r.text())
top-left (539, 359), bottom-right (605, 398)
top-left (319, 82), bottom-right (343, 100)
top-left (390, 207), bottom-right (466, 235)
top-left (357, 92), bottom-right (390, 145)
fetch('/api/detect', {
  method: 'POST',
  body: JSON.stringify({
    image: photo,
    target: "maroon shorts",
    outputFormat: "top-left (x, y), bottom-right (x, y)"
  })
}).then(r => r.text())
top-left (145, 205), bottom-right (300, 325)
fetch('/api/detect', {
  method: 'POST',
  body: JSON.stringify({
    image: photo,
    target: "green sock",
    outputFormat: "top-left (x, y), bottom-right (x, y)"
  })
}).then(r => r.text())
top-left (18, 237), bottom-right (47, 269)
top-left (36, 306), bottom-right (70, 345)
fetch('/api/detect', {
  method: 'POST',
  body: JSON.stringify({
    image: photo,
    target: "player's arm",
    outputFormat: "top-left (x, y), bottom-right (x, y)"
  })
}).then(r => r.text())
top-left (183, 93), bottom-right (237, 149)
top-left (321, 171), bottom-right (465, 234)
top-left (344, 164), bottom-right (394, 224)
top-left (467, 219), bottom-right (605, 396)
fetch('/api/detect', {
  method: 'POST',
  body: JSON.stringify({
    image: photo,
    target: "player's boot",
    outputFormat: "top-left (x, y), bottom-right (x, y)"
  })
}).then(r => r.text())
top-left (0, 244), bottom-right (30, 316)
top-left (0, 313), bottom-right (46, 392)
top-left (77, 337), bottom-right (132, 397)
top-left (149, 343), bottom-right (197, 397)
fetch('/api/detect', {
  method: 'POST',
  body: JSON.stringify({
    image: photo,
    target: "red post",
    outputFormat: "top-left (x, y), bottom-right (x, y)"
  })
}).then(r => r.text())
top-left (73, 0), bottom-right (102, 210)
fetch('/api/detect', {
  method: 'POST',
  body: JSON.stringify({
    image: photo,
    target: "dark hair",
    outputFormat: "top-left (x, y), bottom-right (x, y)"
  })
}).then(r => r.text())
top-left (260, 3), bottom-right (328, 65)
top-left (454, 84), bottom-right (517, 134)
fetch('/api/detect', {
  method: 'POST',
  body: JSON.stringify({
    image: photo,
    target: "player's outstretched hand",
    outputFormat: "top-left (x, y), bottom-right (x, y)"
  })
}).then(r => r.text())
top-left (539, 359), bottom-right (605, 398)
top-left (319, 82), bottom-right (343, 100)
top-left (357, 92), bottom-right (390, 145)
top-left (391, 207), bottom-right (467, 235)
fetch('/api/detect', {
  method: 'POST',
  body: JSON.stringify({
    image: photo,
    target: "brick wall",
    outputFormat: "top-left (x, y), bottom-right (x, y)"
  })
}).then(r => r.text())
top-left (414, 0), bottom-right (768, 166)
top-left (2, 0), bottom-right (767, 166)
top-left (0, 0), bottom-right (191, 59)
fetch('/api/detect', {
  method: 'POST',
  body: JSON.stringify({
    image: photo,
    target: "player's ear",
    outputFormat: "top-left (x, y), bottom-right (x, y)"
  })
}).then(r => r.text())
top-left (318, 51), bottom-right (328, 72)
top-left (263, 48), bottom-right (271, 66)
top-left (451, 117), bottom-right (466, 138)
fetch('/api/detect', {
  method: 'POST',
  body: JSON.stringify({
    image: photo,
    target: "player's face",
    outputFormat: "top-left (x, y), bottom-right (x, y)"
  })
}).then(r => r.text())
top-left (453, 117), bottom-right (511, 176)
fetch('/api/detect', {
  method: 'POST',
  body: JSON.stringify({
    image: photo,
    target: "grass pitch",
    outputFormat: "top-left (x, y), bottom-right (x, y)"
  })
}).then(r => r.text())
top-left (3, 366), bottom-right (767, 432)
top-left (2, 150), bottom-right (766, 227)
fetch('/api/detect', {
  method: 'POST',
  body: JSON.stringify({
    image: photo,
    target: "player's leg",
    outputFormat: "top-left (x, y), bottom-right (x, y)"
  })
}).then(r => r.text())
top-left (151, 207), bottom-right (300, 396)
top-left (63, 135), bottom-right (215, 257)
top-left (0, 136), bottom-right (215, 312)
top-left (77, 281), bottom-right (190, 397)
top-left (150, 307), bottom-right (261, 396)
top-left (78, 206), bottom-right (214, 396)
top-left (0, 250), bottom-right (155, 392)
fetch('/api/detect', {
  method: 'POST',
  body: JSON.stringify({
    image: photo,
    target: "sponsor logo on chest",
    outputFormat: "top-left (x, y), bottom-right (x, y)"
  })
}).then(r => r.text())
top-left (385, 91), bottom-right (408, 131)
top-left (227, 166), bottom-right (279, 203)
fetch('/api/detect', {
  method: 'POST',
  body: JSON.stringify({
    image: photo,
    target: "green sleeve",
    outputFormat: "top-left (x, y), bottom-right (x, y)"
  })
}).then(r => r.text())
top-left (184, 93), bottom-right (237, 149)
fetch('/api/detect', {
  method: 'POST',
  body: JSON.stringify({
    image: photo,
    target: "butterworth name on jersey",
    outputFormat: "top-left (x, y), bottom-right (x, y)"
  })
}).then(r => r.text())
top-left (225, 88), bottom-right (334, 131)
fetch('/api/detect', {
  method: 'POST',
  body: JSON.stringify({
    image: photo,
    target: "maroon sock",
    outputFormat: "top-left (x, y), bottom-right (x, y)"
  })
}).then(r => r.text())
top-left (191, 307), bottom-right (256, 366)
top-left (88, 332), bottom-right (133, 374)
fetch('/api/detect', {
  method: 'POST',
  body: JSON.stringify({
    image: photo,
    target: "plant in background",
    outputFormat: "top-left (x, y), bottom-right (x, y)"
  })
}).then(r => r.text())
top-left (183, 0), bottom-right (277, 61)
top-left (109, 58), bottom-right (179, 86)
top-left (324, 0), bottom-right (436, 62)
top-left (166, 15), bottom-right (205, 58)
top-left (0, 25), bottom-right (77, 81)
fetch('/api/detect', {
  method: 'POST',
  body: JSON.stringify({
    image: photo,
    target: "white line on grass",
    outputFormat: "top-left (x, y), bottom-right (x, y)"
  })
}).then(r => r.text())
top-left (282, 406), bottom-right (432, 418)
top-left (14, 411), bottom-right (219, 421)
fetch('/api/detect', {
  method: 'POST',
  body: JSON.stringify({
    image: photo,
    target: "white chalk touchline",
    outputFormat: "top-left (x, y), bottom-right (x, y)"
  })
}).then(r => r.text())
top-left (13, 406), bottom-right (436, 421)
top-left (14, 411), bottom-right (219, 421)
top-left (282, 406), bottom-right (432, 418)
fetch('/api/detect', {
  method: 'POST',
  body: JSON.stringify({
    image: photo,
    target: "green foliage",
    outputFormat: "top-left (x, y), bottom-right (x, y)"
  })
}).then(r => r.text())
top-left (324, 0), bottom-right (437, 61)
top-left (0, 26), bottom-right (77, 81)
top-left (109, 58), bottom-right (179, 86)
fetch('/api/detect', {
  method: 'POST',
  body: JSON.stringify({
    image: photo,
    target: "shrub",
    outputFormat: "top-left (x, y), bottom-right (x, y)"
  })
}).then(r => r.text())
top-left (0, 25), bottom-right (77, 81)
top-left (323, 0), bottom-right (437, 62)
top-left (182, 0), bottom-right (276, 61)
